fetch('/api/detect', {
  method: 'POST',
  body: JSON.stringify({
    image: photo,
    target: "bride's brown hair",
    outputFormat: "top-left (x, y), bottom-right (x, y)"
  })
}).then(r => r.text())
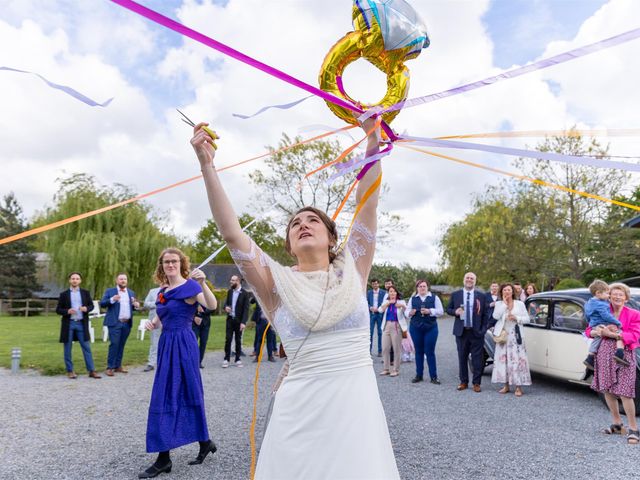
top-left (285, 206), bottom-right (339, 263)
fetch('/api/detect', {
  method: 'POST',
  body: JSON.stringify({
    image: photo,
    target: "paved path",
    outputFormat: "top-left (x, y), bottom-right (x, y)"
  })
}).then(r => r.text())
top-left (1, 317), bottom-right (637, 479)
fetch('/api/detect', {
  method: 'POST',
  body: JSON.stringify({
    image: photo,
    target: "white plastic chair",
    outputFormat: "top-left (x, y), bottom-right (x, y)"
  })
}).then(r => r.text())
top-left (88, 300), bottom-right (106, 342)
top-left (88, 320), bottom-right (96, 344)
top-left (137, 318), bottom-right (149, 341)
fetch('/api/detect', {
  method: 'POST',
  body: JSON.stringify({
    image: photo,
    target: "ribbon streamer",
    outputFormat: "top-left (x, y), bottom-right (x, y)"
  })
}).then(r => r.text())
top-left (360, 27), bottom-right (640, 121)
top-left (327, 145), bottom-right (393, 184)
top-left (436, 128), bottom-right (640, 140)
top-left (110, 0), bottom-right (361, 115)
top-left (1, 66), bottom-right (113, 107)
top-left (232, 95), bottom-right (314, 119)
top-left (401, 135), bottom-right (640, 173)
top-left (399, 144), bottom-right (640, 212)
top-left (0, 124), bottom-right (356, 246)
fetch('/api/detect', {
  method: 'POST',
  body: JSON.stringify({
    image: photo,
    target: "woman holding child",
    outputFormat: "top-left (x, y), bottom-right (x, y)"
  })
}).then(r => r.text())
top-left (589, 282), bottom-right (640, 445)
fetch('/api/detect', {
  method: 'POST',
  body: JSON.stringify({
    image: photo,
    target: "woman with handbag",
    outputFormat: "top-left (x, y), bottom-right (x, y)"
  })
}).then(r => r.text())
top-left (491, 283), bottom-right (531, 396)
top-left (378, 286), bottom-right (407, 377)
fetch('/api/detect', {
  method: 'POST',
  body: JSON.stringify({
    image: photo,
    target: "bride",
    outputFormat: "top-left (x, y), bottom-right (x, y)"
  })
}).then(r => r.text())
top-left (191, 118), bottom-right (399, 480)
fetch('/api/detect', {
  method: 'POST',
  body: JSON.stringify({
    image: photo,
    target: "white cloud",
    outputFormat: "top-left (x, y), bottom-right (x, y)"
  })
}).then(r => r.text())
top-left (1, 0), bottom-right (638, 273)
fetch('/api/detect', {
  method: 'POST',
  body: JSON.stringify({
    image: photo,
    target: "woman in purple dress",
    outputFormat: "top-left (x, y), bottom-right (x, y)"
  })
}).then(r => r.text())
top-left (139, 247), bottom-right (218, 478)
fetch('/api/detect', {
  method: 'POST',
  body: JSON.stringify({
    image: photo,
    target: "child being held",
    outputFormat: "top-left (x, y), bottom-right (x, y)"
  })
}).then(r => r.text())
top-left (583, 279), bottom-right (628, 371)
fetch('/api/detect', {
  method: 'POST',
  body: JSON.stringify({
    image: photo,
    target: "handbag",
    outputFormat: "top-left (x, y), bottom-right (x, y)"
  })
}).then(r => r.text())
top-left (493, 329), bottom-right (508, 345)
top-left (515, 324), bottom-right (523, 345)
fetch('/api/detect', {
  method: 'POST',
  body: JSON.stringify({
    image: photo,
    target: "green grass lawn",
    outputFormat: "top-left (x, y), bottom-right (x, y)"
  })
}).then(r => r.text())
top-left (0, 314), bottom-right (256, 375)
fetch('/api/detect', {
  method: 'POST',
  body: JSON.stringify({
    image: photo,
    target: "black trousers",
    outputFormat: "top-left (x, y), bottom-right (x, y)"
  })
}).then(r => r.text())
top-left (224, 316), bottom-right (243, 362)
top-left (192, 322), bottom-right (210, 364)
top-left (456, 328), bottom-right (484, 385)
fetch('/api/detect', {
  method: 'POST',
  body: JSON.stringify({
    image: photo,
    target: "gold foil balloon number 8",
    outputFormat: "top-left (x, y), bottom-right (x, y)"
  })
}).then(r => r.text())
top-left (319, 1), bottom-right (429, 126)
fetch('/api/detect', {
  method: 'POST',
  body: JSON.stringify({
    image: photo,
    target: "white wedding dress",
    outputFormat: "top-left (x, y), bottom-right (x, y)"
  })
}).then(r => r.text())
top-left (230, 223), bottom-right (400, 480)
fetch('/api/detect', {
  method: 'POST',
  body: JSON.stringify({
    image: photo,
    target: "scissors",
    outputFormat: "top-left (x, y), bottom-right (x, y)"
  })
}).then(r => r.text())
top-left (177, 109), bottom-right (220, 150)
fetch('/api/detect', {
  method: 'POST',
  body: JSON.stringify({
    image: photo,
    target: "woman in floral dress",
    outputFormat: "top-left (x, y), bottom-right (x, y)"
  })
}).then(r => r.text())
top-left (491, 283), bottom-right (531, 397)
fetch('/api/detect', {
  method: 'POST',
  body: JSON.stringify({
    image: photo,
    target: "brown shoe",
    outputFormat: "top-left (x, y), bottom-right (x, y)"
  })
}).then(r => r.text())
top-left (456, 383), bottom-right (468, 391)
top-left (105, 369), bottom-right (114, 377)
top-left (67, 371), bottom-right (78, 379)
top-left (473, 384), bottom-right (481, 393)
top-left (115, 367), bottom-right (128, 374)
top-left (89, 371), bottom-right (102, 379)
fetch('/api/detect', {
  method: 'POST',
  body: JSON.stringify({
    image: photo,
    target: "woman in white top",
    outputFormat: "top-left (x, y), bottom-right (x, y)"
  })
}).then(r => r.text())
top-left (378, 286), bottom-right (407, 377)
top-left (491, 283), bottom-right (532, 397)
top-left (191, 117), bottom-right (399, 480)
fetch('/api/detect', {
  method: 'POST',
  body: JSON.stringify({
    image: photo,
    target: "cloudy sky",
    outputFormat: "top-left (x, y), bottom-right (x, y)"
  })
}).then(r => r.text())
top-left (1, 0), bottom-right (639, 268)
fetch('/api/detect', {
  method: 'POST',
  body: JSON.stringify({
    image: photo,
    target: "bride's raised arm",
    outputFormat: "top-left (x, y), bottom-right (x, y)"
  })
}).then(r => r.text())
top-left (347, 118), bottom-right (382, 288)
top-left (191, 122), bottom-right (278, 315)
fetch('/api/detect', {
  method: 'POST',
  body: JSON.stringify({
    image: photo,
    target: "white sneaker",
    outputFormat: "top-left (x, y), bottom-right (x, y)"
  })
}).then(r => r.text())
top-left (222, 360), bottom-right (229, 368)
top-left (235, 360), bottom-right (243, 368)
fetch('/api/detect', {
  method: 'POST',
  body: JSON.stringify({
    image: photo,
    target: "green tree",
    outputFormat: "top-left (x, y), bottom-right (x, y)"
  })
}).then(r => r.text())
top-left (248, 134), bottom-right (405, 244)
top-left (439, 131), bottom-right (631, 287)
top-left (35, 174), bottom-right (181, 297)
top-left (369, 263), bottom-right (446, 299)
top-left (585, 186), bottom-right (640, 282)
top-left (189, 213), bottom-right (289, 266)
top-left (0, 193), bottom-right (40, 298)
top-left (513, 131), bottom-right (628, 279)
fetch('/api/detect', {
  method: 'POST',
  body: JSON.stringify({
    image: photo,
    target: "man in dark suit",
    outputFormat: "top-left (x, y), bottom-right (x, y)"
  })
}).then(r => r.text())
top-left (56, 272), bottom-right (101, 379)
top-left (251, 298), bottom-right (276, 363)
top-left (223, 275), bottom-right (251, 368)
top-left (367, 279), bottom-right (387, 356)
top-left (193, 303), bottom-right (213, 368)
top-left (100, 273), bottom-right (140, 376)
top-left (447, 272), bottom-right (490, 392)
top-left (485, 281), bottom-right (500, 329)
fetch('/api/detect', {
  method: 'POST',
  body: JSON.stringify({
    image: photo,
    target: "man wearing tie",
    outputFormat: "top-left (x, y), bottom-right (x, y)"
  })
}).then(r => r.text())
top-left (56, 272), bottom-right (101, 379)
top-left (223, 275), bottom-right (250, 368)
top-left (367, 279), bottom-right (387, 357)
top-left (447, 272), bottom-right (490, 392)
top-left (100, 273), bottom-right (140, 376)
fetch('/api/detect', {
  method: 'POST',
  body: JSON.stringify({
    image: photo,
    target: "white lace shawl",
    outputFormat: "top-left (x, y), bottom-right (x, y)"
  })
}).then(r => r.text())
top-left (265, 248), bottom-right (362, 332)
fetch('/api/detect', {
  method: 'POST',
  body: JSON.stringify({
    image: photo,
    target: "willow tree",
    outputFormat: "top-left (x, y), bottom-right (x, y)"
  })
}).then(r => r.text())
top-left (36, 174), bottom-right (180, 297)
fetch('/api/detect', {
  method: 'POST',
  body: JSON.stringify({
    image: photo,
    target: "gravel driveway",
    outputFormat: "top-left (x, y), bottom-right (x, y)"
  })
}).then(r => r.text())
top-left (1, 317), bottom-right (637, 479)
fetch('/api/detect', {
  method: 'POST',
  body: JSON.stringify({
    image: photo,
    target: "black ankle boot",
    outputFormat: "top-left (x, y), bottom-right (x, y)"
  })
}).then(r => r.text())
top-left (188, 440), bottom-right (217, 465)
top-left (139, 453), bottom-right (172, 479)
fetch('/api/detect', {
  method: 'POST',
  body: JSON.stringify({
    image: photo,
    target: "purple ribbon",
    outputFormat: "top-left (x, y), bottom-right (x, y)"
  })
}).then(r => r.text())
top-left (327, 145), bottom-right (393, 184)
top-left (110, 0), bottom-right (361, 116)
top-left (232, 95), bottom-right (314, 119)
top-left (1, 66), bottom-right (113, 107)
top-left (401, 135), bottom-right (640, 173)
top-left (360, 26), bottom-right (640, 121)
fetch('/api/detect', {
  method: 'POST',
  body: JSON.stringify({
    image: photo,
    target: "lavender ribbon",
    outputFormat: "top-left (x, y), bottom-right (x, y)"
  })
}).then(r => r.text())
top-left (327, 145), bottom-right (393, 184)
top-left (110, 0), bottom-right (362, 116)
top-left (1, 66), bottom-right (113, 107)
top-left (402, 135), bottom-right (640, 173)
top-left (232, 95), bottom-right (314, 119)
top-left (360, 27), bottom-right (640, 121)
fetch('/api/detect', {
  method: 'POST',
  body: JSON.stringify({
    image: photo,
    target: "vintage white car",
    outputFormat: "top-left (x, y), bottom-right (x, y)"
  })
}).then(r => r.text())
top-left (482, 288), bottom-right (640, 412)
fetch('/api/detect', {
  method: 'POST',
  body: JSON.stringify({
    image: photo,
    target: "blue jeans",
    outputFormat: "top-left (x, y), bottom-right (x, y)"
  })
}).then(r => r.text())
top-left (64, 321), bottom-right (95, 372)
top-left (410, 322), bottom-right (438, 380)
top-left (107, 321), bottom-right (132, 369)
top-left (370, 312), bottom-right (383, 354)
